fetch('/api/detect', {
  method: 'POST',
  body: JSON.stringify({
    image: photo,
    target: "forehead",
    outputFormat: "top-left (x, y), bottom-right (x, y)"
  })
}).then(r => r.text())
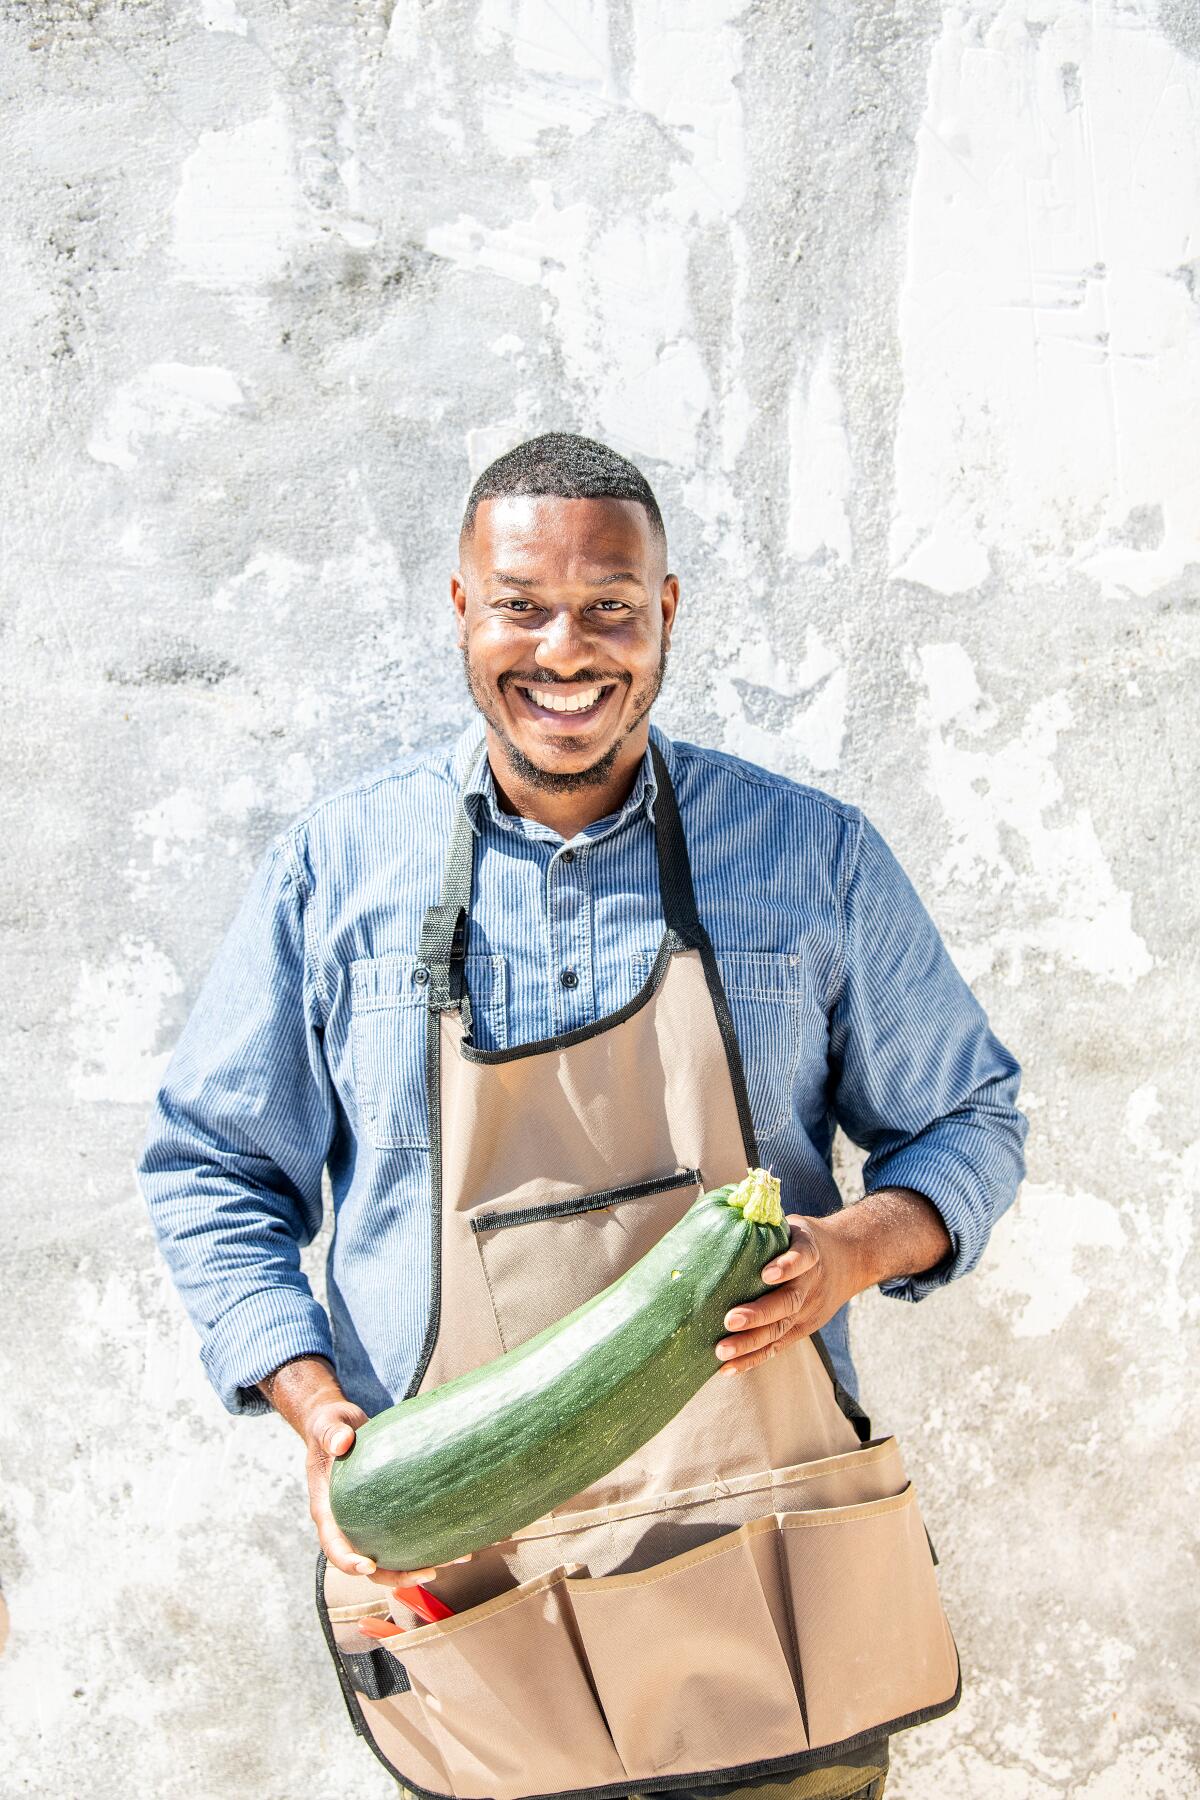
top-left (468, 494), bottom-right (656, 576)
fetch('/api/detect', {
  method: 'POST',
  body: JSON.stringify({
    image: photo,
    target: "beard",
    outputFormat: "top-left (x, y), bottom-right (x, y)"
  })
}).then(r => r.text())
top-left (459, 638), bottom-right (669, 794)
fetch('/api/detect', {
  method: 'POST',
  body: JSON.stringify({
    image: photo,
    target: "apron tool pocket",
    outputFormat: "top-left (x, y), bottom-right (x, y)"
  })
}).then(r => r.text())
top-left (327, 1612), bottom-right (454, 1793)
top-left (777, 1484), bottom-right (959, 1748)
top-left (510, 1434), bottom-right (910, 1574)
top-left (466, 1167), bottom-right (703, 1350)
top-left (350, 952), bottom-right (506, 1149)
top-left (566, 1516), bottom-right (808, 1779)
top-left (382, 1563), bottom-right (625, 1800)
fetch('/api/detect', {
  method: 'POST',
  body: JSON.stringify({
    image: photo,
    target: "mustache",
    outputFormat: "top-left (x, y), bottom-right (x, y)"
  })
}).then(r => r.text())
top-left (501, 672), bottom-right (629, 689)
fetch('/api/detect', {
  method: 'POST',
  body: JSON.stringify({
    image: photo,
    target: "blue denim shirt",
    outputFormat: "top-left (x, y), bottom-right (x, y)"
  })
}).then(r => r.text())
top-left (136, 716), bottom-right (1027, 1418)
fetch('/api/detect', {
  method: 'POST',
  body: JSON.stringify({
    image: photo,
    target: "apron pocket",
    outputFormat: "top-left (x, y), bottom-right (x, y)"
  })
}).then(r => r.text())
top-left (383, 1562), bottom-right (625, 1800)
top-left (509, 1436), bottom-right (910, 1578)
top-left (778, 1484), bottom-right (959, 1749)
top-left (361, 1688), bottom-right (457, 1794)
top-left (566, 1515), bottom-right (808, 1780)
top-left (466, 1167), bottom-right (704, 1350)
top-left (329, 1614), bottom-right (456, 1793)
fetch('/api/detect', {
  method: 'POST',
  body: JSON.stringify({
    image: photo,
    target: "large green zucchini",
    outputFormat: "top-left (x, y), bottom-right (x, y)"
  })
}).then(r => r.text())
top-left (329, 1168), bottom-right (791, 1570)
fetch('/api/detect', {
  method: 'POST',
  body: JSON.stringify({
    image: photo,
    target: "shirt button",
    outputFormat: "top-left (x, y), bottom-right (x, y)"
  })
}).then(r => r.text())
top-left (560, 848), bottom-right (576, 864)
top-left (412, 965), bottom-right (430, 987)
top-left (560, 969), bottom-right (579, 989)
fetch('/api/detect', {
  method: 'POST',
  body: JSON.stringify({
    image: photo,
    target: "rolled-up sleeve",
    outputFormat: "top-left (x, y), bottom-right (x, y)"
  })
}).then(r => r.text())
top-left (136, 837), bottom-right (337, 1415)
top-left (828, 814), bottom-right (1028, 1302)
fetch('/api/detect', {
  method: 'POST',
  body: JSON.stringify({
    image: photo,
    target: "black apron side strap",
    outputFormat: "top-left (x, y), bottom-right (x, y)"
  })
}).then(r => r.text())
top-left (809, 1327), bottom-right (873, 1442)
top-left (340, 1647), bottom-right (411, 1701)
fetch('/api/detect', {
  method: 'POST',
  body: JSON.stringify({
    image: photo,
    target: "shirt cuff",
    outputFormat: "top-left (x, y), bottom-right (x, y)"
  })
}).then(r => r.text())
top-left (199, 1286), bottom-right (337, 1417)
top-left (867, 1143), bottom-right (993, 1304)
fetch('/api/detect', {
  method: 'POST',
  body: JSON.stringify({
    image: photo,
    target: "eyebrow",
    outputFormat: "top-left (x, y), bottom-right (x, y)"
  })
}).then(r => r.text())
top-left (491, 570), bottom-right (643, 589)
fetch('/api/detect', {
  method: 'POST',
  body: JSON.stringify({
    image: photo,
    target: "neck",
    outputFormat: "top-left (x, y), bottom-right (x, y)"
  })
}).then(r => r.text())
top-left (483, 721), bottom-right (652, 839)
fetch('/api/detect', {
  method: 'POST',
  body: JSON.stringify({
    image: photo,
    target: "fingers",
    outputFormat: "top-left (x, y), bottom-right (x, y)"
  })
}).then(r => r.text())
top-left (722, 1274), bottom-right (808, 1340)
top-left (719, 1336), bottom-right (791, 1376)
top-left (369, 1554), bottom-right (475, 1589)
top-left (306, 1401), bottom-right (375, 1576)
top-left (310, 1469), bottom-right (378, 1577)
top-left (305, 1400), bottom-right (479, 1584)
top-left (716, 1310), bottom-right (798, 1366)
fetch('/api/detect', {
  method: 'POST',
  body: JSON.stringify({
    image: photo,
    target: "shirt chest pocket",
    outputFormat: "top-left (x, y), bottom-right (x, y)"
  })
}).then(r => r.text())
top-left (349, 953), bottom-right (507, 1150)
top-left (632, 948), bottom-right (822, 1144)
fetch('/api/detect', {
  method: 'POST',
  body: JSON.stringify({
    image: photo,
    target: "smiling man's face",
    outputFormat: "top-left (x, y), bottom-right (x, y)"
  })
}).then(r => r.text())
top-left (451, 494), bottom-right (679, 796)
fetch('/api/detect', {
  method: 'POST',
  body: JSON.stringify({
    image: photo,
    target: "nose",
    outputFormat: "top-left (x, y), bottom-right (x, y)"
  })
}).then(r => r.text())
top-left (533, 607), bottom-right (594, 678)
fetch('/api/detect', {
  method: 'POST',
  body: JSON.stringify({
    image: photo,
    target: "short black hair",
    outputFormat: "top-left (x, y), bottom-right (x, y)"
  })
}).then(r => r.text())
top-left (460, 431), bottom-right (667, 554)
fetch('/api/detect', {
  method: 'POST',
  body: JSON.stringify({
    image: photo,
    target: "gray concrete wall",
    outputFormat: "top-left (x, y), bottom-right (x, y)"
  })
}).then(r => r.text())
top-left (3, 1), bottom-right (1197, 1794)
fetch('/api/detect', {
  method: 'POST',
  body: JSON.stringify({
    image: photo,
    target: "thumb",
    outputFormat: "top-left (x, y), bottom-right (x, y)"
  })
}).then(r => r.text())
top-left (762, 1216), bottom-right (820, 1283)
top-left (312, 1402), bottom-right (367, 1459)
top-left (326, 1420), bottom-right (355, 1456)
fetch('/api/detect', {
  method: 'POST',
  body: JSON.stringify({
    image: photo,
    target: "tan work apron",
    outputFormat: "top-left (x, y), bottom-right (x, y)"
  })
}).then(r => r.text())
top-left (316, 741), bottom-right (960, 1800)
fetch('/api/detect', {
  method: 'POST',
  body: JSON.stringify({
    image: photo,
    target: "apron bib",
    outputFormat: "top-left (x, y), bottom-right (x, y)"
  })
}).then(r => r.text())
top-left (316, 741), bottom-right (960, 1800)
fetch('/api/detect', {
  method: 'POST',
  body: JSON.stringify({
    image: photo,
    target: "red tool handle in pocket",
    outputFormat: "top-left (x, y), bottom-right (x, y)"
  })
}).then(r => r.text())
top-left (393, 1583), bottom-right (455, 1622)
top-left (359, 1616), bottom-right (407, 1639)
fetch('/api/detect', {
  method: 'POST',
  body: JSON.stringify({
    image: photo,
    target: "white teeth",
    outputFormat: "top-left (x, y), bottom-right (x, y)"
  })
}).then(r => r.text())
top-left (522, 685), bottom-right (606, 714)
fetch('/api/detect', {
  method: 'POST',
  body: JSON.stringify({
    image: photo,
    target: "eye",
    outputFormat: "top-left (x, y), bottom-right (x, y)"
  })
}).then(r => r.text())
top-left (593, 599), bottom-right (629, 613)
top-left (498, 598), bottom-right (536, 612)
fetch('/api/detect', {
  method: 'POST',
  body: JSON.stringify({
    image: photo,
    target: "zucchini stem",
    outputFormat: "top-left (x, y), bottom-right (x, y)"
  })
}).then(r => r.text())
top-left (725, 1167), bottom-right (784, 1228)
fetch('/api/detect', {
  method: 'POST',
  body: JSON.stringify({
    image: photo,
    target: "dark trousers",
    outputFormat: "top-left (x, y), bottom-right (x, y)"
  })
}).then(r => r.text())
top-left (397, 1749), bottom-right (888, 1800)
top-left (623, 1741), bottom-right (889, 1800)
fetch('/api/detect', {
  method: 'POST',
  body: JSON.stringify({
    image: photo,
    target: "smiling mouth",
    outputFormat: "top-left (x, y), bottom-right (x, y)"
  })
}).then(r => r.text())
top-left (508, 681), bottom-right (620, 728)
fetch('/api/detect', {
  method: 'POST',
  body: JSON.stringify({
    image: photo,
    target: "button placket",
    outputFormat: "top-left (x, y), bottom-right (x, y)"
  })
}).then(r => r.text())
top-left (548, 843), bottom-right (592, 1033)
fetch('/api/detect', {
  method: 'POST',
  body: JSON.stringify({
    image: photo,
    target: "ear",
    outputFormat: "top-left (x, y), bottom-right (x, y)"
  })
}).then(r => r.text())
top-left (660, 572), bottom-right (680, 649)
top-left (450, 570), bottom-right (468, 646)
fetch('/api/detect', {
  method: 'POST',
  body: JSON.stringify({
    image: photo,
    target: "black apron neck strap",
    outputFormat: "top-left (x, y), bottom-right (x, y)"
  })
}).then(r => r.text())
top-left (648, 738), bottom-right (706, 949)
top-left (418, 735), bottom-right (707, 1029)
top-left (417, 742), bottom-right (486, 1031)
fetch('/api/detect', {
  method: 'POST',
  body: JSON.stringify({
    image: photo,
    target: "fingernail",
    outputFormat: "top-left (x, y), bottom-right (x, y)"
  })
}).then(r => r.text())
top-left (762, 1268), bottom-right (781, 1282)
top-left (716, 1343), bottom-right (735, 1359)
top-left (354, 1558), bottom-right (376, 1574)
top-left (725, 1311), bottom-right (748, 1328)
top-left (330, 1427), bottom-right (353, 1452)
top-left (454, 1554), bottom-right (472, 1563)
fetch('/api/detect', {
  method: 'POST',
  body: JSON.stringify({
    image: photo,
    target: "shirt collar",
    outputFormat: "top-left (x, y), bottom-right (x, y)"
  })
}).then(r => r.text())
top-left (450, 715), bottom-right (675, 840)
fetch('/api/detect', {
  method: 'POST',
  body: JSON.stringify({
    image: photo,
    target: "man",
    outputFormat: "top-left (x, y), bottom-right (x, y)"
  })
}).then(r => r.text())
top-left (138, 431), bottom-right (1026, 1800)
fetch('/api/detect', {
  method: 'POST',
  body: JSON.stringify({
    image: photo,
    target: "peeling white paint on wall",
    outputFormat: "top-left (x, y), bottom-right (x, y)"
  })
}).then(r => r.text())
top-left (197, 0), bottom-right (248, 35)
top-left (787, 342), bottom-right (853, 565)
top-left (87, 364), bottom-right (246, 471)
top-left (131, 787), bottom-right (211, 866)
top-left (1121, 1083), bottom-right (1198, 1340)
top-left (914, 643), bottom-right (1155, 988)
top-left (630, 0), bottom-right (747, 220)
top-left (429, 0), bottom-right (749, 484)
top-left (889, 1), bottom-right (1200, 599)
top-left (475, 0), bottom-right (617, 154)
top-left (430, 185), bottom-right (716, 465)
top-left (205, 525), bottom-right (403, 625)
top-left (975, 1179), bottom-right (1125, 1335)
top-left (475, 0), bottom-right (617, 92)
top-left (70, 942), bottom-right (183, 1106)
top-left (172, 100), bottom-right (309, 288)
top-left (713, 630), bottom-right (847, 773)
